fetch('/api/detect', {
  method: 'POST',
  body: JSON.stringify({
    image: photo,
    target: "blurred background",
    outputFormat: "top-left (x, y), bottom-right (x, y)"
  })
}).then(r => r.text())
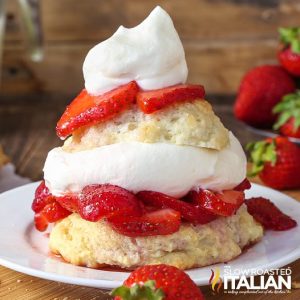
top-left (0, 0), bottom-right (300, 180)
top-left (2, 0), bottom-right (300, 96)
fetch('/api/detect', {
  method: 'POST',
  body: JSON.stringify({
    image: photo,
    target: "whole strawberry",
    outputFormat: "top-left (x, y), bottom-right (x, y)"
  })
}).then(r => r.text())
top-left (111, 264), bottom-right (204, 300)
top-left (278, 27), bottom-right (300, 77)
top-left (273, 91), bottom-right (300, 138)
top-left (247, 137), bottom-right (300, 189)
top-left (234, 65), bottom-right (295, 127)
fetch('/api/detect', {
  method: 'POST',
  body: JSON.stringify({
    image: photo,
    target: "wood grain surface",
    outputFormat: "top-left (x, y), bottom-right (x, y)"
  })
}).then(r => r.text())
top-left (1, 0), bottom-right (300, 298)
top-left (0, 95), bottom-right (299, 299)
top-left (2, 0), bottom-right (300, 95)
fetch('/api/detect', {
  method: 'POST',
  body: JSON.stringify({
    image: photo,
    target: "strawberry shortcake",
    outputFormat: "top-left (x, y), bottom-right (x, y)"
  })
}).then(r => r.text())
top-left (32, 7), bottom-right (264, 270)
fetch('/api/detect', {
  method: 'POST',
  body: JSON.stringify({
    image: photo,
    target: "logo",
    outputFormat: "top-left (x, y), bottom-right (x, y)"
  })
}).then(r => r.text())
top-left (209, 267), bottom-right (223, 293)
top-left (209, 267), bottom-right (292, 295)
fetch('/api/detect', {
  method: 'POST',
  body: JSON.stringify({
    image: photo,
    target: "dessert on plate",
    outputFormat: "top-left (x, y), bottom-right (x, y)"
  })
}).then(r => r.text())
top-left (32, 6), bottom-right (265, 270)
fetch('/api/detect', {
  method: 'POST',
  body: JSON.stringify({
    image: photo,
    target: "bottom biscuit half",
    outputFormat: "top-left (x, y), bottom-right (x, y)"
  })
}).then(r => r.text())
top-left (49, 204), bottom-right (263, 270)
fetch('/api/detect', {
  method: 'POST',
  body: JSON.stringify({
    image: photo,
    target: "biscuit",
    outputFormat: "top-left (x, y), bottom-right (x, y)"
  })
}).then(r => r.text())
top-left (49, 205), bottom-right (263, 270)
top-left (63, 100), bottom-right (229, 152)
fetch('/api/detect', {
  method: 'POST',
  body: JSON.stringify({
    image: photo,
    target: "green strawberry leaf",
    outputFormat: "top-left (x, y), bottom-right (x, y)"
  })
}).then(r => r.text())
top-left (112, 286), bottom-right (131, 298)
top-left (279, 27), bottom-right (300, 54)
top-left (291, 39), bottom-right (300, 54)
top-left (273, 111), bottom-right (291, 130)
top-left (111, 280), bottom-right (165, 300)
top-left (247, 140), bottom-right (277, 177)
top-left (273, 91), bottom-right (300, 131)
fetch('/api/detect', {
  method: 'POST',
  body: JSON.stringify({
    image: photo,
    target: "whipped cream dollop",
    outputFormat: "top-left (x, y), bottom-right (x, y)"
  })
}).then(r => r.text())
top-left (83, 6), bottom-right (188, 95)
top-left (44, 133), bottom-right (246, 197)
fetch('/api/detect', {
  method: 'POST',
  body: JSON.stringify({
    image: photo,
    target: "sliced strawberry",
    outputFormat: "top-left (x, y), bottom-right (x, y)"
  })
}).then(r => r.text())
top-left (137, 191), bottom-right (216, 224)
top-left (190, 189), bottom-right (245, 217)
top-left (41, 201), bottom-right (71, 222)
top-left (56, 81), bottom-right (139, 139)
top-left (234, 178), bottom-right (251, 191)
top-left (32, 181), bottom-right (56, 213)
top-left (246, 197), bottom-right (297, 230)
top-left (56, 194), bottom-right (79, 212)
top-left (34, 213), bottom-right (48, 232)
top-left (136, 84), bottom-right (205, 114)
top-left (107, 208), bottom-right (181, 237)
top-left (78, 184), bottom-right (142, 222)
top-left (34, 201), bottom-right (71, 232)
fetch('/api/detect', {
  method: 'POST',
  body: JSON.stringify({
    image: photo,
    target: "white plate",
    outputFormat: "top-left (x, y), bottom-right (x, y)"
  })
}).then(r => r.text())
top-left (0, 182), bottom-right (299, 289)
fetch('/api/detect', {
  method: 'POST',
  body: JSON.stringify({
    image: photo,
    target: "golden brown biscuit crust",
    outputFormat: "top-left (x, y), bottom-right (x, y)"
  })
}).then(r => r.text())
top-left (63, 100), bottom-right (229, 152)
top-left (49, 205), bottom-right (263, 270)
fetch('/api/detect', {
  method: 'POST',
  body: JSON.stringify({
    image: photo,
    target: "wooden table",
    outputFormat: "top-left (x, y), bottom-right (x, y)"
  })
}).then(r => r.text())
top-left (0, 95), bottom-right (299, 299)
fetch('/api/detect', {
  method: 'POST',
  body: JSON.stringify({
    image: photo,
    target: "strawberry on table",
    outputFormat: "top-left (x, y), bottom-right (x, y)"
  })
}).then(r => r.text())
top-left (246, 197), bottom-right (297, 231)
top-left (247, 137), bottom-right (300, 189)
top-left (137, 84), bottom-right (205, 114)
top-left (78, 184), bottom-right (143, 222)
top-left (111, 264), bottom-right (205, 300)
top-left (278, 27), bottom-right (300, 77)
top-left (137, 191), bottom-right (216, 224)
top-left (107, 208), bottom-right (181, 237)
top-left (273, 91), bottom-right (300, 138)
top-left (234, 65), bottom-right (295, 127)
top-left (56, 81), bottom-right (139, 139)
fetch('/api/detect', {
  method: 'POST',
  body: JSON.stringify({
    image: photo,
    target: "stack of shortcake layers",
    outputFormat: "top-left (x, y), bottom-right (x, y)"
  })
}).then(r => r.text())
top-left (42, 7), bottom-right (263, 270)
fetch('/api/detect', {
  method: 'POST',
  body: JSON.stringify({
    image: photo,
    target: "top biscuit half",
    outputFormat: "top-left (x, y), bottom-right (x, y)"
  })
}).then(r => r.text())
top-left (63, 99), bottom-right (229, 152)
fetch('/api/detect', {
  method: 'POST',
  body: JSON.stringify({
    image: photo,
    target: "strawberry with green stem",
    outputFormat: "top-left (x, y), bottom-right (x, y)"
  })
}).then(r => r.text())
top-left (247, 137), bottom-right (300, 189)
top-left (273, 91), bottom-right (300, 138)
top-left (111, 264), bottom-right (204, 300)
top-left (233, 65), bottom-right (295, 127)
top-left (278, 27), bottom-right (300, 77)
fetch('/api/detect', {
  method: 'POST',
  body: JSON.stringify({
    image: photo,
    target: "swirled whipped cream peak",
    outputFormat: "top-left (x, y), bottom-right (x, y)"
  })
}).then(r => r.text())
top-left (83, 6), bottom-right (188, 96)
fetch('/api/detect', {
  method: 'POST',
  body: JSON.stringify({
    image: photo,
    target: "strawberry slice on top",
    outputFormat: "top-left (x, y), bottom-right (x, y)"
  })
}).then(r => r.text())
top-left (56, 81), bottom-right (139, 139)
top-left (137, 84), bottom-right (205, 114)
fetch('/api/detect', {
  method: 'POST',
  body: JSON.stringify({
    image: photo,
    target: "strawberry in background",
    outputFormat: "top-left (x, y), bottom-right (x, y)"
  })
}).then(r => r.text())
top-left (278, 27), bottom-right (300, 77)
top-left (234, 65), bottom-right (295, 128)
top-left (273, 90), bottom-right (300, 138)
top-left (247, 136), bottom-right (300, 189)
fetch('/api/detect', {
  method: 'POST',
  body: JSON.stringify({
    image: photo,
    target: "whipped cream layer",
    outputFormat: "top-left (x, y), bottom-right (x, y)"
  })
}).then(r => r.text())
top-left (44, 133), bottom-right (246, 197)
top-left (83, 6), bottom-right (188, 95)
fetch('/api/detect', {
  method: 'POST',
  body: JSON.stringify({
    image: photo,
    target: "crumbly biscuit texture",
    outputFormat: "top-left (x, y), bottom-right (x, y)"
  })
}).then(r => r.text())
top-left (49, 205), bottom-right (263, 270)
top-left (63, 100), bottom-right (229, 152)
